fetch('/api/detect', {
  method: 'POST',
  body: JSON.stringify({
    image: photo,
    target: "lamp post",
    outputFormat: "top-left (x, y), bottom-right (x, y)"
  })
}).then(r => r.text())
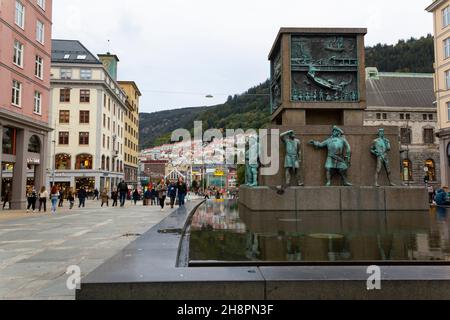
top-left (52, 139), bottom-right (56, 187)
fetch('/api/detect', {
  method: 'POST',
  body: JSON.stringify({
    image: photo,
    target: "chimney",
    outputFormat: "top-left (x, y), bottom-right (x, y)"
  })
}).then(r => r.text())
top-left (98, 53), bottom-right (120, 81)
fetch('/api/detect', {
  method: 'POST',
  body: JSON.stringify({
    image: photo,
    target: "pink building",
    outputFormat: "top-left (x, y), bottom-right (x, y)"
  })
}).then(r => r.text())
top-left (0, 0), bottom-right (53, 209)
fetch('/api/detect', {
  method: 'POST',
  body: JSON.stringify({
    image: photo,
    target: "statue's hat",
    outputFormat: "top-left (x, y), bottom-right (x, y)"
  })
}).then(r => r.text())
top-left (332, 126), bottom-right (344, 134)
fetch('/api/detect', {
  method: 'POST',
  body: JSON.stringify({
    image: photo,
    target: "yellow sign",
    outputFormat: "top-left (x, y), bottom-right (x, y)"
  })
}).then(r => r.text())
top-left (214, 170), bottom-right (224, 176)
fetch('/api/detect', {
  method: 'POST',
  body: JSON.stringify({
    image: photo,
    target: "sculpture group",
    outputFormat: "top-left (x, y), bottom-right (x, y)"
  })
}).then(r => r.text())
top-left (245, 126), bottom-right (394, 188)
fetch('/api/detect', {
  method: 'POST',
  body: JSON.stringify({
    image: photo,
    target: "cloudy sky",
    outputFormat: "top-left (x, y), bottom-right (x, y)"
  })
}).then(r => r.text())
top-left (53, 0), bottom-right (434, 113)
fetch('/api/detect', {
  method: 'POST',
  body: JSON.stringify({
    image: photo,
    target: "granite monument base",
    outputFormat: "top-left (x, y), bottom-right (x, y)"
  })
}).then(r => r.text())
top-left (238, 186), bottom-right (429, 211)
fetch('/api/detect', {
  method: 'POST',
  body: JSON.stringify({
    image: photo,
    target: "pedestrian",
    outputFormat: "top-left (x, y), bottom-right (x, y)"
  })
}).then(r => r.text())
top-left (38, 186), bottom-right (48, 212)
top-left (428, 184), bottom-right (435, 204)
top-left (168, 181), bottom-right (177, 208)
top-left (58, 187), bottom-right (64, 207)
top-left (93, 188), bottom-right (99, 200)
top-left (78, 187), bottom-right (87, 208)
top-left (132, 189), bottom-right (140, 205)
top-left (2, 190), bottom-right (11, 210)
top-left (117, 180), bottom-right (128, 207)
top-left (50, 185), bottom-right (59, 213)
top-left (101, 188), bottom-right (109, 207)
top-left (177, 177), bottom-right (187, 207)
top-left (68, 187), bottom-right (75, 209)
top-left (26, 186), bottom-right (37, 213)
top-left (111, 189), bottom-right (118, 207)
top-left (156, 178), bottom-right (167, 211)
top-left (143, 188), bottom-right (151, 206)
top-left (150, 187), bottom-right (157, 206)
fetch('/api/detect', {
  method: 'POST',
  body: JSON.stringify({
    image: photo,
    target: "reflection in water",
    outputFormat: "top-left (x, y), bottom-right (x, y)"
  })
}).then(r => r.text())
top-left (188, 200), bottom-right (450, 263)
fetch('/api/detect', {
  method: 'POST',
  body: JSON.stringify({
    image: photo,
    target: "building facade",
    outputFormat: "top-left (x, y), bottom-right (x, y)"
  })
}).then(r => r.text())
top-left (0, 0), bottom-right (53, 209)
top-left (427, 0), bottom-right (450, 187)
top-left (49, 40), bottom-right (127, 193)
top-left (364, 68), bottom-right (440, 187)
top-left (118, 81), bottom-right (141, 188)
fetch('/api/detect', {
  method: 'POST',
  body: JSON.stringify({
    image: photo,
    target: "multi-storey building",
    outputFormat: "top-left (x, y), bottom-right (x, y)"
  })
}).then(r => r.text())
top-left (118, 81), bottom-right (141, 189)
top-left (49, 40), bottom-right (127, 193)
top-left (427, 0), bottom-right (450, 186)
top-left (0, 0), bottom-right (53, 209)
top-left (364, 68), bottom-right (439, 187)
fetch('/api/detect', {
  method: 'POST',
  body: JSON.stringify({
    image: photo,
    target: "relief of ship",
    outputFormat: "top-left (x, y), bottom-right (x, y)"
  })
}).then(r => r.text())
top-left (325, 36), bottom-right (345, 52)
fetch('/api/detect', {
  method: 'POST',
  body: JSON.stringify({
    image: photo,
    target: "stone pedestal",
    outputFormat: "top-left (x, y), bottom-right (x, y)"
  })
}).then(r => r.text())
top-left (239, 186), bottom-right (429, 211)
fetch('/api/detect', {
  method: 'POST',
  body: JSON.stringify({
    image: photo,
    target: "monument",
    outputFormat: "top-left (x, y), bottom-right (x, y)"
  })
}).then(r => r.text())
top-left (239, 28), bottom-right (428, 211)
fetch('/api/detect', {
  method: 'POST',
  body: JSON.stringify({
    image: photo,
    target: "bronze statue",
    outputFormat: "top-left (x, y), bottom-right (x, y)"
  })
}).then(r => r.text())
top-left (281, 130), bottom-right (303, 186)
top-left (371, 128), bottom-right (395, 187)
top-left (309, 126), bottom-right (352, 186)
top-left (245, 135), bottom-right (259, 187)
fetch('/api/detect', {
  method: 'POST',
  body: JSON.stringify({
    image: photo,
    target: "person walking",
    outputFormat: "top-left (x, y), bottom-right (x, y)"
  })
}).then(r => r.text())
top-left (101, 189), bottom-right (109, 207)
top-left (177, 177), bottom-right (187, 207)
top-left (168, 181), bottom-right (177, 209)
top-left (58, 187), bottom-right (65, 207)
top-left (117, 180), bottom-right (128, 207)
top-left (111, 189), bottom-right (118, 207)
top-left (93, 188), bottom-right (99, 201)
top-left (156, 179), bottom-right (167, 211)
top-left (143, 188), bottom-right (151, 206)
top-left (50, 185), bottom-right (59, 214)
top-left (78, 187), bottom-right (87, 208)
top-left (38, 186), bottom-right (48, 212)
top-left (150, 187), bottom-right (157, 206)
top-left (2, 190), bottom-right (11, 210)
top-left (67, 187), bottom-right (75, 210)
top-left (26, 186), bottom-right (37, 213)
top-left (428, 184), bottom-right (435, 204)
top-left (132, 189), bottom-right (140, 205)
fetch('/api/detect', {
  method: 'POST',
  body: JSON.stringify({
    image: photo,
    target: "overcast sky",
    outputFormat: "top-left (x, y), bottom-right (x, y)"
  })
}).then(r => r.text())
top-left (53, 0), bottom-right (434, 113)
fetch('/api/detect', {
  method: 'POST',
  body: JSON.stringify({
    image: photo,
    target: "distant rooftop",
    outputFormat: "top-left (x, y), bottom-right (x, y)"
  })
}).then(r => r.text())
top-left (366, 67), bottom-right (435, 108)
top-left (51, 40), bottom-right (102, 64)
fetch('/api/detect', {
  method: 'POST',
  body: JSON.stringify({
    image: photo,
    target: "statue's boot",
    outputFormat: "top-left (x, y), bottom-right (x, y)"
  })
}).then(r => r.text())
top-left (326, 181), bottom-right (331, 187)
top-left (387, 174), bottom-right (396, 186)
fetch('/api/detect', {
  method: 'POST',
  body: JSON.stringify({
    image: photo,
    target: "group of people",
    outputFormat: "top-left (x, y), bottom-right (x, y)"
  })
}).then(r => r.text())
top-left (142, 177), bottom-right (188, 211)
top-left (22, 185), bottom-right (75, 214)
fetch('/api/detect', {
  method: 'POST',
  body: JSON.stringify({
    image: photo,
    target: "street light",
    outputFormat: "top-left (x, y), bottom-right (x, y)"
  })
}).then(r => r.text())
top-left (52, 140), bottom-right (56, 187)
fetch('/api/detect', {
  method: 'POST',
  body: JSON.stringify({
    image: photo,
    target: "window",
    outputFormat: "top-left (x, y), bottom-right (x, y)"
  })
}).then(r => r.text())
top-left (37, 0), bottom-right (45, 10)
top-left (425, 159), bottom-right (436, 182)
top-left (382, 113), bottom-right (387, 120)
top-left (444, 6), bottom-right (450, 28)
top-left (35, 55), bottom-right (43, 79)
top-left (80, 69), bottom-right (92, 80)
top-left (429, 114), bottom-right (433, 121)
top-left (80, 111), bottom-right (90, 124)
top-left (424, 128), bottom-right (435, 144)
top-left (75, 154), bottom-right (93, 170)
top-left (103, 134), bottom-right (105, 148)
top-left (11, 80), bottom-right (21, 106)
top-left (103, 114), bottom-right (106, 127)
top-left (60, 88), bottom-right (70, 102)
top-left (15, 1), bottom-right (25, 28)
top-left (113, 121), bottom-right (115, 133)
top-left (107, 136), bottom-right (110, 149)
top-left (80, 90), bottom-right (90, 103)
top-left (59, 110), bottom-right (70, 124)
top-left (34, 91), bottom-right (42, 114)
top-left (400, 127), bottom-right (412, 144)
top-left (448, 102), bottom-right (450, 121)
top-left (28, 135), bottom-right (40, 153)
top-left (400, 114), bottom-right (404, 120)
top-left (60, 69), bottom-right (72, 79)
top-left (106, 157), bottom-right (110, 171)
top-left (55, 154), bottom-right (71, 170)
top-left (445, 38), bottom-right (450, 59)
top-left (79, 132), bottom-right (89, 145)
top-left (3, 127), bottom-right (17, 155)
top-left (58, 132), bottom-right (69, 145)
top-left (402, 159), bottom-right (412, 181)
top-left (103, 94), bottom-right (107, 107)
top-left (405, 113), bottom-right (410, 120)
top-left (101, 155), bottom-right (105, 170)
top-left (36, 20), bottom-right (44, 44)
top-left (13, 40), bottom-right (24, 67)
top-left (108, 117), bottom-right (110, 130)
top-left (423, 114), bottom-right (428, 121)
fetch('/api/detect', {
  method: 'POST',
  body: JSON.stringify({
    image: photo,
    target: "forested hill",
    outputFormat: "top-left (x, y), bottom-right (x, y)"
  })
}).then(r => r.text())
top-left (139, 34), bottom-right (434, 149)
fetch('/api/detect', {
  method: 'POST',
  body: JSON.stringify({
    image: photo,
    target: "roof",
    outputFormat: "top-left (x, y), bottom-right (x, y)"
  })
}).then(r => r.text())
top-left (118, 81), bottom-right (142, 96)
top-left (51, 39), bottom-right (102, 64)
top-left (426, 0), bottom-right (447, 12)
top-left (366, 72), bottom-right (435, 108)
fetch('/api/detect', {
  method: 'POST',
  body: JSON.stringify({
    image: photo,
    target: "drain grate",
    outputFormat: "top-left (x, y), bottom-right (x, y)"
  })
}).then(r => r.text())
top-left (122, 233), bottom-right (142, 237)
top-left (158, 228), bottom-right (182, 234)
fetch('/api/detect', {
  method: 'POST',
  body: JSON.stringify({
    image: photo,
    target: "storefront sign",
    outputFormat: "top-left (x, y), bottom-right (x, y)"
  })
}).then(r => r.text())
top-left (27, 158), bottom-right (40, 165)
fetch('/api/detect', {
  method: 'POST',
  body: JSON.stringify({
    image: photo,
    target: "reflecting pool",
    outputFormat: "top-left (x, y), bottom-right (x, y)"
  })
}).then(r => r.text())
top-left (187, 200), bottom-right (450, 265)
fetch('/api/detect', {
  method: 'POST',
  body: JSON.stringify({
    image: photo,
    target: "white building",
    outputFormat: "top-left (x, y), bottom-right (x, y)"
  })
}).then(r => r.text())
top-left (49, 40), bottom-right (127, 192)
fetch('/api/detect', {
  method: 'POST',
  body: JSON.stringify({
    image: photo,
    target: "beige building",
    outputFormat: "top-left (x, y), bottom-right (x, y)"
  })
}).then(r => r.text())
top-left (118, 81), bottom-right (141, 188)
top-left (427, 0), bottom-right (450, 186)
top-left (49, 40), bottom-right (127, 192)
